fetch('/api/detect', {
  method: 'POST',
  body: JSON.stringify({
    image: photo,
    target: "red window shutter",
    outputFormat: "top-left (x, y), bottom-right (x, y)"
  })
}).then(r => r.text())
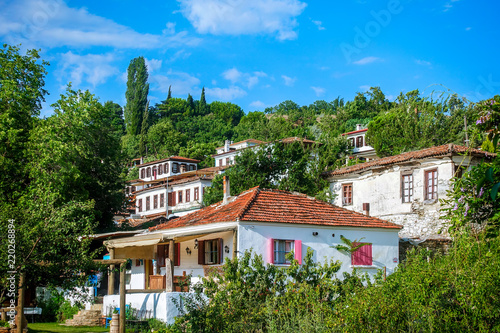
top-left (218, 238), bottom-right (223, 264)
top-left (352, 243), bottom-right (372, 266)
top-left (268, 238), bottom-right (274, 264)
top-left (157, 245), bottom-right (166, 267)
top-left (175, 243), bottom-right (180, 266)
top-left (294, 240), bottom-right (302, 265)
top-left (198, 240), bottom-right (205, 265)
top-left (172, 191), bottom-right (176, 206)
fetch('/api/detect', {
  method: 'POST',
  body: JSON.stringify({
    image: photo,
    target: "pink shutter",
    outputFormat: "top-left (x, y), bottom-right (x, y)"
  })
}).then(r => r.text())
top-left (175, 243), bottom-right (181, 266)
top-left (352, 243), bottom-right (372, 266)
top-left (294, 240), bottom-right (302, 265)
top-left (268, 238), bottom-right (274, 264)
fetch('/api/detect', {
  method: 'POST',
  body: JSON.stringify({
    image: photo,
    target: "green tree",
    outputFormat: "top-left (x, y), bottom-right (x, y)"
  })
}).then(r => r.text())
top-left (198, 86), bottom-right (208, 116)
top-left (103, 101), bottom-right (125, 136)
top-left (124, 56), bottom-right (149, 136)
top-left (146, 118), bottom-right (186, 157)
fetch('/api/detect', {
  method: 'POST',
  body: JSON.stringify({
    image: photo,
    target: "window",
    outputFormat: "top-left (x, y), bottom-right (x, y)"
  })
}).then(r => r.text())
top-left (356, 136), bottom-right (363, 148)
top-left (194, 187), bottom-right (199, 201)
top-left (226, 157), bottom-right (230, 165)
top-left (197, 239), bottom-right (222, 265)
top-left (146, 196), bottom-right (150, 211)
top-left (153, 195), bottom-right (158, 209)
top-left (164, 163), bottom-right (169, 174)
top-left (157, 243), bottom-right (180, 267)
top-left (425, 169), bottom-right (438, 200)
top-left (186, 189), bottom-right (191, 202)
top-left (189, 165), bottom-right (196, 171)
top-left (180, 164), bottom-right (187, 173)
top-left (349, 138), bottom-right (355, 147)
top-left (138, 198), bottom-right (142, 212)
top-left (342, 183), bottom-right (353, 206)
top-left (131, 186), bottom-right (136, 193)
top-left (168, 191), bottom-right (176, 207)
top-left (351, 243), bottom-right (372, 266)
top-left (454, 165), bottom-right (466, 178)
top-left (160, 193), bottom-right (165, 208)
top-left (178, 190), bottom-right (183, 203)
top-left (401, 173), bottom-right (413, 203)
top-left (152, 166), bottom-right (157, 178)
top-left (218, 159), bottom-right (222, 166)
top-left (172, 163), bottom-right (179, 173)
top-left (140, 168), bottom-right (145, 178)
top-left (146, 167), bottom-right (151, 177)
top-left (273, 240), bottom-right (294, 264)
top-left (158, 165), bottom-right (163, 175)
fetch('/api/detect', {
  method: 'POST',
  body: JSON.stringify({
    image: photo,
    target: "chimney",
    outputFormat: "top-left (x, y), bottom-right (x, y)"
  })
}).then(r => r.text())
top-left (224, 140), bottom-right (231, 153)
top-left (356, 124), bottom-right (363, 131)
top-left (223, 175), bottom-right (230, 204)
top-left (362, 203), bottom-right (370, 216)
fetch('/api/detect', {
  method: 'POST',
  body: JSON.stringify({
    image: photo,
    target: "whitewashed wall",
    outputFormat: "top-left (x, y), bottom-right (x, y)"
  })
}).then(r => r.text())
top-left (237, 222), bottom-right (400, 278)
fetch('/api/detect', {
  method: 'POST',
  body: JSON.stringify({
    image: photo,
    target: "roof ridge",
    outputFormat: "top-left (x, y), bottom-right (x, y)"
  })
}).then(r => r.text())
top-left (236, 186), bottom-right (261, 220)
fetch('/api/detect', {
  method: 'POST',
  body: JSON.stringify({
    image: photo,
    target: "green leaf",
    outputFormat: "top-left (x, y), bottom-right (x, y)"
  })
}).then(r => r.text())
top-left (477, 176), bottom-right (486, 194)
top-left (493, 134), bottom-right (500, 153)
top-left (490, 182), bottom-right (500, 201)
top-left (486, 167), bottom-right (495, 183)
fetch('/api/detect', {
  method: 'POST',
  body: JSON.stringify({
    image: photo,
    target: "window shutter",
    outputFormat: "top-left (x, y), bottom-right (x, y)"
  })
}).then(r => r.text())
top-left (294, 240), bottom-right (302, 265)
top-left (172, 191), bottom-right (176, 206)
top-left (175, 243), bottom-right (180, 266)
top-left (218, 238), bottom-right (223, 264)
top-left (157, 245), bottom-right (166, 267)
top-left (268, 238), bottom-right (274, 264)
top-left (352, 243), bottom-right (372, 266)
top-left (198, 240), bottom-right (205, 265)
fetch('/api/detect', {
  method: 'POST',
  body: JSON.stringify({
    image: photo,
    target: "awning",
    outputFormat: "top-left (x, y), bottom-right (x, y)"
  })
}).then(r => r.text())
top-left (105, 233), bottom-right (164, 260)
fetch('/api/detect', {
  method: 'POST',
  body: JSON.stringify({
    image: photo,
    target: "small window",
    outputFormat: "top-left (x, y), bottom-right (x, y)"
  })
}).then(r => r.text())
top-left (425, 169), bottom-right (438, 200)
top-left (454, 165), bottom-right (466, 178)
top-left (349, 138), bottom-right (355, 147)
top-left (146, 167), bottom-right (151, 177)
top-left (152, 166), bottom-right (157, 178)
top-left (189, 165), bottom-right (196, 171)
top-left (218, 159), bottom-right (222, 166)
top-left (138, 198), bottom-right (142, 212)
top-left (180, 164), bottom-right (187, 173)
top-left (131, 186), bottom-right (136, 193)
top-left (351, 243), bottom-right (372, 266)
top-left (168, 191), bottom-right (176, 207)
top-left (160, 193), bottom-right (165, 208)
top-left (194, 187), bottom-right (199, 201)
top-left (342, 183), bottom-right (353, 206)
top-left (172, 163), bottom-right (179, 173)
top-left (274, 239), bottom-right (294, 264)
top-left (186, 189), bottom-right (191, 202)
top-left (158, 165), bottom-right (163, 175)
top-left (146, 196), bottom-right (150, 211)
top-left (401, 173), bottom-right (413, 203)
top-left (157, 243), bottom-right (180, 267)
top-left (140, 169), bottom-right (145, 178)
top-left (204, 239), bottom-right (221, 265)
top-left (178, 190), bottom-right (183, 203)
top-left (356, 136), bottom-right (363, 148)
top-left (164, 163), bottom-right (169, 174)
top-left (153, 195), bottom-right (158, 209)
top-left (226, 157), bottom-right (230, 165)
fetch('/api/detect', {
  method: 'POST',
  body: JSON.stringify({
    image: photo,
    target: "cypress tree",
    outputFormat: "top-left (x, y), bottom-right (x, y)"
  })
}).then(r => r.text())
top-left (199, 87), bottom-right (207, 115)
top-left (124, 56), bottom-right (149, 136)
top-left (167, 85), bottom-right (172, 102)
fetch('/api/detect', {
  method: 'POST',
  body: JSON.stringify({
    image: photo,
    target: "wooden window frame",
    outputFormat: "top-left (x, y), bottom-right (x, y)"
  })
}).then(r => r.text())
top-left (424, 169), bottom-right (438, 200)
top-left (158, 165), bottom-right (163, 175)
top-left (172, 163), bottom-right (179, 173)
top-left (198, 238), bottom-right (223, 265)
top-left (351, 243), bottom-right (372, 266)
top-left (164, 163), bottom-right (169, 174)
top-left (356, 136), bottom-right (363, 148)
top-left (226, 157), bottom-right (230, 165)
top-left (180, 164), bottom-right (187, 173)
top-left (273, 239), bottom-right (294, 264)
top-left (146, 196), bottom-right (150, 211)
top-left (153, 195), bottom-right (158, 209)
top-left (160, 193), bottom-right (165, 208)
top-left (189, 165), bottom-right (196, 171)
top-left (194, 187), bottom-right (199, 201)
top-left (138, 198), bottom-right (142, 213)
top-left (178, 190), bottom-right (183, 203)
top-left (186, 189), bottom-right (191, 202)
top-left (157, 243), bottom-right (180, 267)
top-left (401, 172), bottom-right (413, 203)
top-left (146, 167), bottom-right (151, 177)
top-left (349, 138), bottom-right (355, 147)
top-left (342, 183), bottom-right (353, 206)
top-left (140, 168), bottom-right (145, 178)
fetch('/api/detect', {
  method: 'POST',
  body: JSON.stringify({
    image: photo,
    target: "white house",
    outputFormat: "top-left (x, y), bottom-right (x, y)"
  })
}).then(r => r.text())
top-left (101, 185), bottom-right (401, 323)
top-left (342, 125), bottom-right (378, 161)
top-left (213, 139), bottom-right (265, 167)
top-left (325, 144), bottom-right (495, 241)
top-left (138, 156), bottom-right (200, 182)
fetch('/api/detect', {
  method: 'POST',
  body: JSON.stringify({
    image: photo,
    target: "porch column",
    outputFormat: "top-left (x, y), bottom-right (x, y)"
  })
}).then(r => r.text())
top-left (232, 229), bottom-right (237, 259)
top-left (167, 239), bottom-right (175, 292)
top-left (108, 248), bottom-right (115, 295)
top-left (119, 262), bottom-right (126, 333)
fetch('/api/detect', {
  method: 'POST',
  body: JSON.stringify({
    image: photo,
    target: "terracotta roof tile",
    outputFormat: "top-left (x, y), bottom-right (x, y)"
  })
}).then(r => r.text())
top-left (280, 137), bottom-right (322, 145)
top-left (215, 139), bottom-right (266, 150)
top-left (149, 187), bottom-right (401, 231)
top-left (324, 144), bottom-right (496, 177)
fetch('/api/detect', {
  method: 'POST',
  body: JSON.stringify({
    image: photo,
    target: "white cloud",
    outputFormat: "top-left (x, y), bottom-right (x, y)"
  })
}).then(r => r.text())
top-left (150, 70), bottom-right (201, 95)
top-left (57, 52), bottom-right (119, 87)
top-left (359, 85), bottom-right (371, 92)
top-left (177, 0), bottom-right (307, 40)
top-left (352, 56), bottom-right (381, 65)
top-left (250, 100), bottom-right (268, 109)
top-left (312, 20), bottom-right (325, 30)
top-left (415, 59), bottom-right (432, 67)
top-left (206, 86), bottom-right (247, 101)
top-left (145, 58), bottom-right (163, 73)
top-left (281, 75), bottom-right (296, 86)
top-left (465, 27), bottom-right (472, 31)
top-left (443, 0), bottom-right (460, 12)
top-left (311, 86), bottom-right (325, 97)
top-left (222, 67), bottom-right (267, 88)
top-left (163, 22), bottom-right (176, 35)
top-left (0, 0), bottom-right (200, 49)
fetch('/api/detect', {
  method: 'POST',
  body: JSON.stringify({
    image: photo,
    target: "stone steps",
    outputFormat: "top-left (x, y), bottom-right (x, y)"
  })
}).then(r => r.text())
top-left (64, 309), bottom-right (102, 327)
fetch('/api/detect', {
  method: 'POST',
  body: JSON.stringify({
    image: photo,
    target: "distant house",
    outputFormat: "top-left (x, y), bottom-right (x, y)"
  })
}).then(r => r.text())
top-left (325, 144), bottom-right (495, 242)
top-left (101, 185), bottom-right (401, 323)
top-left (342, 125), bottom-right (378, 161)
top-left (213, 139), bottom-right (265, 167)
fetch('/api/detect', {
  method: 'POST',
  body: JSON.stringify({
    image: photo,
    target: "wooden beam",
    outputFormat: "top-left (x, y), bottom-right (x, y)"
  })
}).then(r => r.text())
top-left (108, 248), bottom-right (115, 295)
top-left (94, 259), bottom-right (127, 265)
top-left (232, 229), bottom-right (237, 259)
top-left (119, 262), bottom-right (126, 333)
top-left (168, 239), bottom-right (175, 292)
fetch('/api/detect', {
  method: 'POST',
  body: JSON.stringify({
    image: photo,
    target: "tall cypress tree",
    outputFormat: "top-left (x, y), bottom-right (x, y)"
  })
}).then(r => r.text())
top-left (124, 57), bottom-right (149, 136)
top-left (167, 85), bottom-right (172, 102)
top-left (198, 87), bottom-right (207, 115)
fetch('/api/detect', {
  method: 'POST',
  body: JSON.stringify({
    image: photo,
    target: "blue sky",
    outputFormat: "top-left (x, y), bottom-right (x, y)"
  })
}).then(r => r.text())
top-left (1, 0), bottom-right (499, 116)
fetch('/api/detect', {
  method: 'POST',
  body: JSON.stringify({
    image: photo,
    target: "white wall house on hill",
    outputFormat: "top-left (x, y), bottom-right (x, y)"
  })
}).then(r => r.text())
top-left (342, 125), bottom-right (378, 161)
top-left (213, 139), bottom-right (265, 167)
top-left (325, 144), bottom-right (495, 241)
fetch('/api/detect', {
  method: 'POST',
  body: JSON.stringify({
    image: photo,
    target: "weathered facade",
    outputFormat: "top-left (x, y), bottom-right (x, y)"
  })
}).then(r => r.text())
top-left (325, 144), bottom-right (495, 240)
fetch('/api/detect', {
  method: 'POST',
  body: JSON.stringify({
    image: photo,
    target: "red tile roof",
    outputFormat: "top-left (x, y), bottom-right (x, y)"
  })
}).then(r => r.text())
top-left (342, 128), bottom-right (368, 136)
top-left (138, 156), bottom-right (200, 167)
top-left (149, 187), bottom-right (401, 231)
top-left (280, 137), bottom-right (322, 145)
top-left (215, 139), bottom-right (266, 150)
top-left (324, 144), bottom-right (496, 177)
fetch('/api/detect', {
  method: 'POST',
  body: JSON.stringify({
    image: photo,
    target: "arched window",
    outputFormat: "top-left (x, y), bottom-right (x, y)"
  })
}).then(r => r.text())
top-left (152, 166), bottom-right (157, 177)
top-left (356, 136), bottom-right (363, 148)
top-left (141, 168), bottom-right (145, 178)
top-left (146, 167), bottom-right (151, 177)
top-left (172, 163), bottom-right (179, 173)
top-left (158, 165), bottom-right (163, 175)
top-left (164, 163), bottom-right (169, 174)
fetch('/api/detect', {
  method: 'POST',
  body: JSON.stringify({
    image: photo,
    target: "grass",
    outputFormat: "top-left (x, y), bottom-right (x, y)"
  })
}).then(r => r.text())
top-left (28, 322), bottom-right (109, 333)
